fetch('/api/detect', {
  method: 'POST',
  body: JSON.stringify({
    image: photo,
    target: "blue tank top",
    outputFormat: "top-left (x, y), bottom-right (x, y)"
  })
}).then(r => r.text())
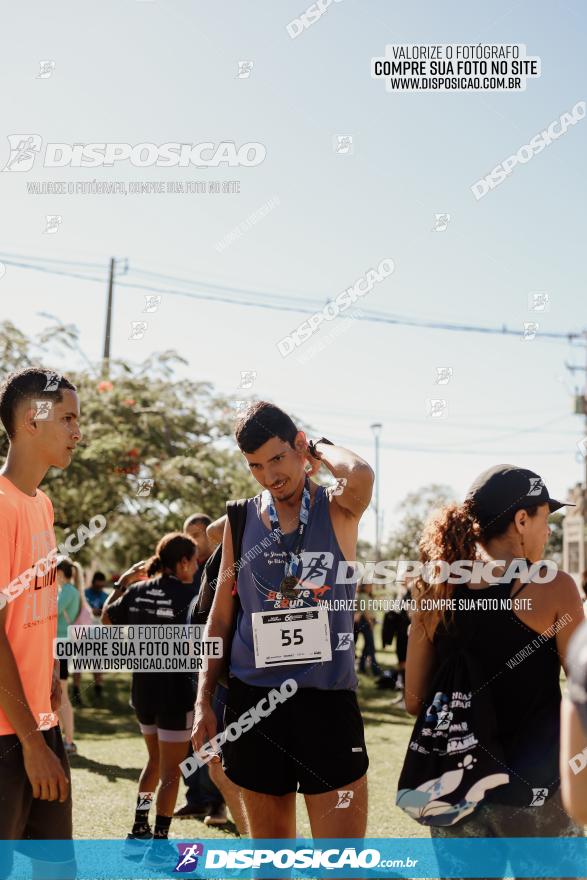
top-left (230, 485), bottom-right (358, 690)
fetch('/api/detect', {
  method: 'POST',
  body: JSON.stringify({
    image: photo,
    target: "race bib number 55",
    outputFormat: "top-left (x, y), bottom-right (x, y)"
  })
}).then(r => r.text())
top-left (252, 607), bottom-right (332, 668)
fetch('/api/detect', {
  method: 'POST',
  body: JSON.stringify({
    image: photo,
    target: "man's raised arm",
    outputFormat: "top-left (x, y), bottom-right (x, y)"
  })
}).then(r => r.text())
top-left (308, 438), bottom-right (374, 518)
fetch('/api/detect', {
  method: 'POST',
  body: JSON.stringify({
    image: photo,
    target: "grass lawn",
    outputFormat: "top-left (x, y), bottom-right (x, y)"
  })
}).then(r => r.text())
top-left (69, 646), bottom-right (426, 840)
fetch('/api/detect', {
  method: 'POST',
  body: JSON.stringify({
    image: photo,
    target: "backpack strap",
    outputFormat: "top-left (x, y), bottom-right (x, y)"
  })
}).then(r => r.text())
top-left (191, 544), bottom-right (222, 626)
top-left (227, 499), bottom-right (248, 559)
top-left (226, 499), bottom-right (248, 597)
top-left (509, 561), bottom-right (538, 599)
top-left (186, 593), bottom-right (199, 625)
top-left (216, 499), bottom-right (248, 687)
top-left (510, 580), bottom-right (532, 599)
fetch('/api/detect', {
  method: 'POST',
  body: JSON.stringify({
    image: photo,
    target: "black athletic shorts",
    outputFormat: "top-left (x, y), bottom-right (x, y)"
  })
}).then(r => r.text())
top-left (396, 623), bottom-right (409, 664)
top-left (59, 658), bottom-right (69, 681)
top-left (0, 726), bottom-right (73, 872)
top-left (135, 707), bottom-right (194, 742)
top-left (222, 676), bottom-right (369, 795)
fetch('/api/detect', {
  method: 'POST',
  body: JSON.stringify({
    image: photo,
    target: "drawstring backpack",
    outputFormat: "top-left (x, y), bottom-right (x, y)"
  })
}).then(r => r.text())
top-left (396, 625), bottom-right (510, 826)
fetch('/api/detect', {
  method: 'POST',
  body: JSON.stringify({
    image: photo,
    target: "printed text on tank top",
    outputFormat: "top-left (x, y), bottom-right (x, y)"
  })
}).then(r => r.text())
top-left (230, 484), bottom-right (358, 689)
top-left (432, 573), bottom-right (564, 805)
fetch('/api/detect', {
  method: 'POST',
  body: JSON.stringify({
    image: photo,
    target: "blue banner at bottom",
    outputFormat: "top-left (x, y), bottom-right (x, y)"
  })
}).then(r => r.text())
top-left (2, 837), bottom-right (587, 878)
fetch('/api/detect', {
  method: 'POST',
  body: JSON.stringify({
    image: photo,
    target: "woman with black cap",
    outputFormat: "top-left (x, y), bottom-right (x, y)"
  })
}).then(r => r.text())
top-left (404, 465), bottom-right (585, 864)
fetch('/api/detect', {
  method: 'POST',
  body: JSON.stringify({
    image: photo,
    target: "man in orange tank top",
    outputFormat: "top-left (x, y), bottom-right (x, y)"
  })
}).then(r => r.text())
top-left (0, 368), bottom-right (81, 873)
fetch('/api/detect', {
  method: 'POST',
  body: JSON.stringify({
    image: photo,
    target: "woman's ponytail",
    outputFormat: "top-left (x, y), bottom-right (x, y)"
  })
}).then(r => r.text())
top-left (146, 555), bottom-right (162, 577)
top-left (415, 501), bottom-right (480, 631)
top-left (419, 501), bottom-right (479, 569)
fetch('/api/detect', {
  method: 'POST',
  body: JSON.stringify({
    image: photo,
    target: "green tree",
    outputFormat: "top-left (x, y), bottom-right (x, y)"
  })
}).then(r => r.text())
top-left (0, 320), bottom-right (256, 573)
top-left (382, 484), bottom-right (456, 560)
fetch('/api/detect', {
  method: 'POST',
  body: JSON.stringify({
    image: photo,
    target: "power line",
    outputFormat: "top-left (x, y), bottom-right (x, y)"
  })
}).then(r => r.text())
top-left (330, 433), bottom-right (574, 456)
top-left (293, 400), bottom-right (576, 428)
top-left (0, 251), bottom-right (109, 271)
top-left (127, 265), bottom-right (308, 308)
top-left (0, 257), bottom-right (107, 285)
top-left (111, 276), bottom-right (587, 342)
top-left (2, 251), bottom-right (584, 461)
top-left (0, 252), bottom-right (583, 343)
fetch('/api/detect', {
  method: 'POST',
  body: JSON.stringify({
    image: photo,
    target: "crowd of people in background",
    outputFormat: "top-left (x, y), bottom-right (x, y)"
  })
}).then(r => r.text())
top-left (2, 367), bottom-right (587, 880)
top-left (54, 522), bottom-right (406, 858)
top-left (50, 518), bottom-right (587, 858)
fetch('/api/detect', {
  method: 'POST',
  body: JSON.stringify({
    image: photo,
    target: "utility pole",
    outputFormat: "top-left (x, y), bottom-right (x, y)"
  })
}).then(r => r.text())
top-left (565, 330), bottom-right (587, 509)
top-left (102, 257), bottom-right (128, 377)
top-left (102, 258), bottom-right (115, 377)
top-left (370, 423), bottom-right (382, 562)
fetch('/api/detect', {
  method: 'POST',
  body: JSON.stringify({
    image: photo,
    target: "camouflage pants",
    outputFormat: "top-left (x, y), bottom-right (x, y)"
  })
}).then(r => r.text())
top-left (430, 789), bottom-right (584, 880)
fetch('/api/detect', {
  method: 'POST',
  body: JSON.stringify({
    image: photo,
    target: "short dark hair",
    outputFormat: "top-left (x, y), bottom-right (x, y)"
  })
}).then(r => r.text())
top-left (146, 532), bottom-right (197, 577)
top-left (57, 559), bottom-right (74, 580)
top-left (235, 401), bottom-right (298, 453)
top-left (91, 571), bottom-right (106, 585)
top-left (183, 513), bottom-right (212, 531)
top-left (0, 368), bottom-right (76, 438)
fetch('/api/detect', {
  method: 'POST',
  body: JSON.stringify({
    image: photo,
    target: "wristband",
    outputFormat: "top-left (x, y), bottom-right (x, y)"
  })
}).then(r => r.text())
top-left (308, 437), bottom-right (334, 460)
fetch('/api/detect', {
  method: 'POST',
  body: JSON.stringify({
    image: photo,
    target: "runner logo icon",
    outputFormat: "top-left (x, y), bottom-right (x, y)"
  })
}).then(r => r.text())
top-left (37, 712), bottom-right (57, 730)
top-left (336, 632), bottom-right (354, 651)
top-left (174, 843), bottom-right (204, 872)
top-left (1, 134), bottom-right (42, 171)
top-left (299, 551), bottom-right (334, 586)
top-left (335, 790), bottom-right (354, 809)
top-left (136, 792), bottom-right (154, 811)
top-left (527, 477), bottom-right (544, 496)
top-left (530, 788), bottom-right (548, 806)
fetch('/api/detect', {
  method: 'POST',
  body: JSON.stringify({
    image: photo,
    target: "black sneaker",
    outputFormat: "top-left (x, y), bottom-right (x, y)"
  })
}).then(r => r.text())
top-left (123, 827), bottom-right (153, 859)
top-left (204, 803), bottom-right (228, 826)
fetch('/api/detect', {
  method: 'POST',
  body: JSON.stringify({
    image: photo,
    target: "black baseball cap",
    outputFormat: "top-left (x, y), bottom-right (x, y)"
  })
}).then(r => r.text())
top-left (465, 464), bottom-right (574, 528)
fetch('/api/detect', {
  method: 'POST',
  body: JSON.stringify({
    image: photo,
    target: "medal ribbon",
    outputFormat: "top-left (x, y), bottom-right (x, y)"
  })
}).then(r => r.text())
top-left (263, 476), bottom-right (311, 580)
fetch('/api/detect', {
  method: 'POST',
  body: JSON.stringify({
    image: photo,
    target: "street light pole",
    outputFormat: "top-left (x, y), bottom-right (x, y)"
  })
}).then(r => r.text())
top-left (370, 423), bottom-right (382, 562)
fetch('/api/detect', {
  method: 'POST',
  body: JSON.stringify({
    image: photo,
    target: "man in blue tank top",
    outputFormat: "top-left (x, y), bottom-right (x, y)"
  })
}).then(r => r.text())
top-left (192, 401), bottom-right (374, 839)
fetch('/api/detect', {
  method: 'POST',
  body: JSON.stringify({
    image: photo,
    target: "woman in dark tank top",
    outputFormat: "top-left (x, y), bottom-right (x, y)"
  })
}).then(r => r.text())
top-left (405, 465), bottom-right (585, 865)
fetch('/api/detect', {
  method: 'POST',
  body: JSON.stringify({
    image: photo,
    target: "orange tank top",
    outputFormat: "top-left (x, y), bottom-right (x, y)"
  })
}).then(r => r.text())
top-left (0, 475), bottom-right (58, 736)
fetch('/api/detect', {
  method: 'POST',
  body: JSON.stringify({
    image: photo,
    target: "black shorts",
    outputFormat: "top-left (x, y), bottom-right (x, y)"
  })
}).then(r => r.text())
top-left (0, 726), bottom-right (73, 865)
top-left (135, 707), bottom-right (194, 742)
top-left (59, 658), bottom-right (69, 681)
top-left (396, 623), bottom-right (409, 664)
top-left (222, 676), bottom-right (369, 795)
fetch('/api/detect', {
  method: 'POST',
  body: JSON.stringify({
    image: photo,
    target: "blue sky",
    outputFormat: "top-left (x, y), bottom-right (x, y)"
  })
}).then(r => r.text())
top-left (1, 0), bottom-right (585, 544)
